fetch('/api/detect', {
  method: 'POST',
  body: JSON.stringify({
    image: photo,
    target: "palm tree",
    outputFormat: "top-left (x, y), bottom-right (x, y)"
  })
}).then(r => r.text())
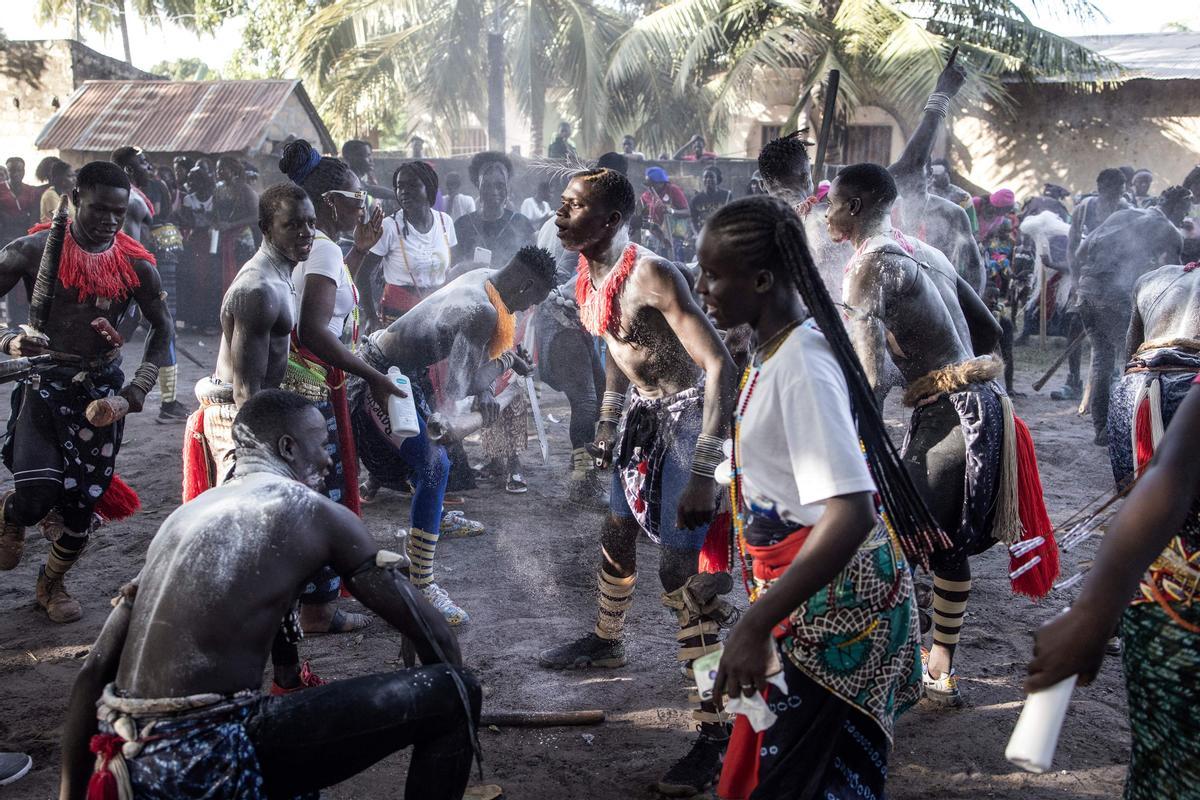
top-left (291, 0), bottom-right (625, 153)
top-left (38, 0), bottom-right (227, 64)
top-left (607, 0), bottom-right (1119, 154)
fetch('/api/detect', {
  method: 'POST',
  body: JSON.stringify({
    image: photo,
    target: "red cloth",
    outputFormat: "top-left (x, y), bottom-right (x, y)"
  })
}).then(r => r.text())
top-left (1008, 414), bottom-right (1059, 598)
top-left (1134, 393), bottom-right (1156, 475)
top-left (28, 220), bottom-right (151, 302)
top-left (219, 234), bottom-right (239, 293)
top-left (698, 512), bottom-right (731, 574)
top-left (94, 475), bottom-right (140, 522)
top-left (291, 334), bottom-right (361, 516)
top-left (382, 283), bottom-right (425, 318)
top-left (86, 734), bottom-right (124, 800)
top-left (717, 527), bottom-right (811, 800)
top-left (182, 407), bottom-right (211, 503)
top-left (640, 184), bottom-right (689, 226)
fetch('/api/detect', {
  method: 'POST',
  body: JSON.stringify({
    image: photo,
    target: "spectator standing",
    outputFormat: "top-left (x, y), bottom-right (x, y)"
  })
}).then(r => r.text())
top-left (622, 134), bottom-right (646, 161)
top-left (690, 166), bottom-right (732, 230)
top-left (547, 122), bottom-right (578, 161)
top-left (38, 160), bottom-right (75, 223)
top-left (520, 180), bottom-right (555, 227)
top-left (640, 165), bottom-right (690, 260)
top-left (438, 172), bottom-right (476, 221)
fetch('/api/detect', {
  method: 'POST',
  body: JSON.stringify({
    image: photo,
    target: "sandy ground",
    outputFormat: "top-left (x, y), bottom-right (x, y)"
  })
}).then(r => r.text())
top-left (0, 332), bottom-right (1130, 799)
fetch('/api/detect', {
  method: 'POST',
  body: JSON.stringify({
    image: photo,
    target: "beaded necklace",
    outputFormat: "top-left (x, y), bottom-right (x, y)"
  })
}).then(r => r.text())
top-left (729, 319), bottom-right (802, 600)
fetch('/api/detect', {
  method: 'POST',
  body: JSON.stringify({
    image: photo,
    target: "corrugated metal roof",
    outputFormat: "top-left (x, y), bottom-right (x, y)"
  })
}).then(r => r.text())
top-left (35, 79), bottom-right (336, 154)
top-left (1071, 32), bottom-right (1200, 81)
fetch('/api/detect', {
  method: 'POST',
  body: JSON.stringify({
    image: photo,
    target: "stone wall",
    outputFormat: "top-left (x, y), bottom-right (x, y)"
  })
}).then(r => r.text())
top-left (0, 39), bottom-right (156, 167)
top-left (953, 78), bottom-right (1200, 199)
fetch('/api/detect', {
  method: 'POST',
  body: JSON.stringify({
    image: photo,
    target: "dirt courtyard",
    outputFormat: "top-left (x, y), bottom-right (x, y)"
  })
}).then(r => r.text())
top-left (0, 333), bottom-right (1129, 799)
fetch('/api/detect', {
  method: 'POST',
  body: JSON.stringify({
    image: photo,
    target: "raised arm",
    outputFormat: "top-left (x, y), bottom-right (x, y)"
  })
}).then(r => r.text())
top-left (889, 49), bottom-right (966, 187)
top-left (60, 584), bottom-right (135, 800)
top-left (323, 501), bottom-right (461, 666)
top-left (1027, 382), bottom-right (1200, 692)
top-left (225, 286), bottom-right (279, 407)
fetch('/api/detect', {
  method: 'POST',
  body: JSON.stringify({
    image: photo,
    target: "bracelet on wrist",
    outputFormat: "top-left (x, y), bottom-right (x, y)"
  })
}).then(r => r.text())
top-left (127, 362), bottom-right (160, 395)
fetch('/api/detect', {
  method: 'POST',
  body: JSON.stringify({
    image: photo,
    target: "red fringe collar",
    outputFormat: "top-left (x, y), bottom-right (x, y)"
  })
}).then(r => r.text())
top-left (29, 220), bottom-right (151, 302)
top-left (575, 244), bottom-right (638, 337)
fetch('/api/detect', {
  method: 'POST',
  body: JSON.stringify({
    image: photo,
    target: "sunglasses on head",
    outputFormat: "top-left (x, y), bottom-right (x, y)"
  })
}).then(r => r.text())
top-left (324, 189), bottom-right (368, 206)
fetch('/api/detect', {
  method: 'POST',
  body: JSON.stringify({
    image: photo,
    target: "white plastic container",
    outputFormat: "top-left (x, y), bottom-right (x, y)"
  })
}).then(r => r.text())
top-left (1006, 674), bottom-right (1078, 773)
top-left (386, 367), bottom-right (420, 441)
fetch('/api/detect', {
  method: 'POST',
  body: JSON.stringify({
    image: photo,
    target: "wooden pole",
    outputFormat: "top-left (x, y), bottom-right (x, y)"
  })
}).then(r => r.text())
top-left (813, 70), bottom-right (840, 181)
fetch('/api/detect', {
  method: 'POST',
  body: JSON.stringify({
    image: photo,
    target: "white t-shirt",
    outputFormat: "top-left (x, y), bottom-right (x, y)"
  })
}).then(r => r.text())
top-left (293, 235), bottom-right (356, 339)
top-left (447, 194), bottom-right (475, 220)
top-left (737, 323), bottom-right (876, 526)
top-left (370, 210), bottom-right (457, 290)
top-left (521, 197), bottom-right (553, 221)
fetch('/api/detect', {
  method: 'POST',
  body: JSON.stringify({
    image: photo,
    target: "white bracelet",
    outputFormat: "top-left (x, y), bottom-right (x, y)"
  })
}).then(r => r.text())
top-left (924, 92), bottom-right (951, 117)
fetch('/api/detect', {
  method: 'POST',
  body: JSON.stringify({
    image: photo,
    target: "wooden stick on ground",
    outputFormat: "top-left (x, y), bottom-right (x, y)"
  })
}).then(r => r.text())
top-left (1031, 330), bottom-right (1087, 392)
top-left (481, 710), bottom-right (606, 728)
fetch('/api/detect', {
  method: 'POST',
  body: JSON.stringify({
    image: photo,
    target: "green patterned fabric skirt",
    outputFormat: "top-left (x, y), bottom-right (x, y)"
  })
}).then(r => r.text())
top-left (1120, 600), bottom-right (1200, 800)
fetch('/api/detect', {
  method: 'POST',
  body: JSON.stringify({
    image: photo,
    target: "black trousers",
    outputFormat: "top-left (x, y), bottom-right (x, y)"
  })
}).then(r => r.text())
top-left (245, 666), bottom-right (481, 800)
top-left (1079, 298), bottom-right (1130, 437)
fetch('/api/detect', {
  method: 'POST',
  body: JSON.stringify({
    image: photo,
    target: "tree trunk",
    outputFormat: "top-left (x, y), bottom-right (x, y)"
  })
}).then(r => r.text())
top-left (530, 58), bottom-right (545, 157)
top-left (117, 0), bottom-right (132, 64)
top-left (74, 0), bottom-right (82, 42)
top-left (487, 29), bottom-right (506, 152)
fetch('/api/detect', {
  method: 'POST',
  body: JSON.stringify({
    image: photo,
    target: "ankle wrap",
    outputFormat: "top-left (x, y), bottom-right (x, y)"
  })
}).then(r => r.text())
top-left (594, 569), bottom-right (636, 641)
top-left (405, 527), bottom-right (439, 588)
top-left (44, 530), bottom-right (87, 582)
top-left (571, 447), bottom-right (593, 475)
top-left (158, 364), bottom-right (178, 404)
top-left (932, 576), bottom-right (971, 648)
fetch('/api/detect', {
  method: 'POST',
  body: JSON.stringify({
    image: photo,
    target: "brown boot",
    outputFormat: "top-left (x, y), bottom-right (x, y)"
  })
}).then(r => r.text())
top-left (0, 494), bottom-right (25, 571)
top-left (37, 568), bottom-right (82, 624)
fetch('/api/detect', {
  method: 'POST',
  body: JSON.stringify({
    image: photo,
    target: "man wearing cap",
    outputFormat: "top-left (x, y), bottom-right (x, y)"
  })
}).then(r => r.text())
top-left (639, 166), bottom-right (690, 260)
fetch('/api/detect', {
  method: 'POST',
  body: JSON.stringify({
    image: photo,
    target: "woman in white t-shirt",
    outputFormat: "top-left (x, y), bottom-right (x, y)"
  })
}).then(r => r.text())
top-left (695, 196), bottom-right (924, 800)
top-left (359, 160), bottom-right (456, 324)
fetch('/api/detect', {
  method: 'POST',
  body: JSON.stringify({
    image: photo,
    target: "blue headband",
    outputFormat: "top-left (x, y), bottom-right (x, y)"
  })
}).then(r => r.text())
top-left (289, 149), bottom-right (321, 185)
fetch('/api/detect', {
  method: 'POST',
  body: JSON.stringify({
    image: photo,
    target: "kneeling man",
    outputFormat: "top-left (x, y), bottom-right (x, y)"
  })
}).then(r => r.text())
top-left (60, 389), bottom-right (479, 800)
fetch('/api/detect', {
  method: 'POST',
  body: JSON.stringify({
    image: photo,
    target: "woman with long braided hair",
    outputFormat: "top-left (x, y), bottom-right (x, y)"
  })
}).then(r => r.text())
top-left (696, 195), bottom-right (925, 800)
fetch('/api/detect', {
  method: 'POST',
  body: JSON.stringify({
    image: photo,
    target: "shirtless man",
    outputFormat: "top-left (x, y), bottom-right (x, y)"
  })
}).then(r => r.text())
top-left (1107, 261), bottom-right (1200, 486)
top-left (59, 389), bottom-right (479, 800)
top-left (1073, 185), bottom-right (1188, 445)
top-left (538, 168), bottom-right (736, 797)
top-left (352, 247), bottom-right (556, 625)
top-left (190, 183), bottom-right (363, 686)
top-left (111, 145), bottom-right (190, 422)
top-left (534, 153), bottom-right (627, 507)
top-left (0, 161), bottom-right (172, 622)
top-left (889, 50), bottom-right (986, 294)
top-left (833, 163), bottom-right (1016, 706)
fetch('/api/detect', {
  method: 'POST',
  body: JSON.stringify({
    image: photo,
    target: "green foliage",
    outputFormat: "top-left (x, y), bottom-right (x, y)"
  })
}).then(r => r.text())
top-left (608, 0), bottom-right (1120, 146)
top-left (150, 56), bottom-right (217, 79)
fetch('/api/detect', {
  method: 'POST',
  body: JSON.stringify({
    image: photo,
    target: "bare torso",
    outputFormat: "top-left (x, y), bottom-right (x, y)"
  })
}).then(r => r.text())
top-left (895, 193), bottom-right (984, 293)
top-left (599, 248), bottom-right (700, 398)
top-left (1129, 265), bottom-right (1200, 355)
top-left (844, 239), bottom-right (975, 391)
top-left (0, 230), bottom-right (164, 358)
top-left (374, 269), bottom-right (498, 400)
top-left (214, 244), bottom-right (297, 391)
top-left (115, 473), bottom-right (328, 698)
top-left (1079, 208), bottom-right (1185, 306)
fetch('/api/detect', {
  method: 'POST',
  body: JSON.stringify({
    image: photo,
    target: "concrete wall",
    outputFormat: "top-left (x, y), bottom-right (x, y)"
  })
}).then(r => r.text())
top-left (952, 79), bottom-right (1200, 199)
top-left (0, 40), bottom-right (155, 168)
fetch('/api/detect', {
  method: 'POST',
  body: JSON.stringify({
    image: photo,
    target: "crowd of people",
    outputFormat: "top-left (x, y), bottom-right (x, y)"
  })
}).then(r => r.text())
top-left (1, 48), bottom-right (1199, 800)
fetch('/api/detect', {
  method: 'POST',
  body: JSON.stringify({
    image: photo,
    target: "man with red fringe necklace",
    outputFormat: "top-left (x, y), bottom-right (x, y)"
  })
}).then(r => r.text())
top-left (0, 161), bottom-right (173, 623)
top-left (537, 167), bottom-right (737, 797)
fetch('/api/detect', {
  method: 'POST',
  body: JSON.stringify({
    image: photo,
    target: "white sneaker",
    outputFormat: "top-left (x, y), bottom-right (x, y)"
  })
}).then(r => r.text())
top-left (421, 582), bottom-right (469, 626)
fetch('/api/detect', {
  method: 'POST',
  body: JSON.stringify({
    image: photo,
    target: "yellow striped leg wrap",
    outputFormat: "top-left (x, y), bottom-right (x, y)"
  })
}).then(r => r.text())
top-left (158, 364), bottom-right (177, 404)
top-left (594, 570), bottom-right (636, 641)
top-left (44, 533), bottom-right (87, 582)
top-left (932, 576), bottom-right (971, 648)
top-left (405, 527), bottom-right (439, 588)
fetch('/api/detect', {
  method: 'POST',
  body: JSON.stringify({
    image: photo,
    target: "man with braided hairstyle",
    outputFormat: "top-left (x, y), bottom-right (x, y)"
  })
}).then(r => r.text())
top-left (0, 161), bottom-right (174, 622)
top-left (537, 167), bottom-right (736, 797)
